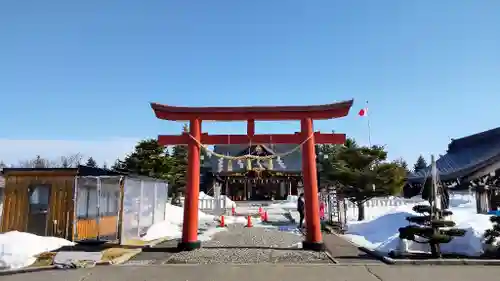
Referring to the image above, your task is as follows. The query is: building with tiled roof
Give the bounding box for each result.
[201,144,303,201]
[405,126,500,213]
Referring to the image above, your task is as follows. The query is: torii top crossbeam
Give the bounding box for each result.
[151,100,353,121]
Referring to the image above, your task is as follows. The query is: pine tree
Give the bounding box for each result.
[483,216,500,255]
[413,155,428,173]
[111,159,123,171]
[118,139,171,179]
[397,179,466,258]
[326,139,407,220]
[169,124,189,195]
[85,157,98,167]
[394,158,410,173]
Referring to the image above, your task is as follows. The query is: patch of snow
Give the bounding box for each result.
[141,203,218,241]
[270,201,296,210]
[343,198,493,257]
[0,231,74,270]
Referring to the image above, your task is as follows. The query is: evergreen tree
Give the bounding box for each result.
[394,158,409,173]
[111,159,123,171]
[316,143,343,188]
[85,157,98,167]
[119,139,171,179]
[413,155,428,173]
[397,178,466,258]
[483,216,500,255]
[169,124,190,195]
[325,138,407,220]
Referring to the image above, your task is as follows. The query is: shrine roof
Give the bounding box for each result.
[407,126,500,183]
[151,100,354,121]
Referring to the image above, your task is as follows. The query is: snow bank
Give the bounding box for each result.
[344,200,493,257]
[140,203,219,242]
[0,231,74,270]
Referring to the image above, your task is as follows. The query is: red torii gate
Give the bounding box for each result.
[151,100,353,251]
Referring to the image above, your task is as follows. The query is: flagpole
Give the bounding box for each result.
[366,100,372,146]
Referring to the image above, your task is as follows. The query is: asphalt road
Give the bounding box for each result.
[2,264,498,281]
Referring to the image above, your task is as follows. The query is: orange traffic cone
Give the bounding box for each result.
[218,215,226,228]
[263,211,268,222]
[232,206,236,216]
[258,206,263,214]
[246,215,253,227]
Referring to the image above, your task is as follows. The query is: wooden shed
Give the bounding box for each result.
[0,166,126,241]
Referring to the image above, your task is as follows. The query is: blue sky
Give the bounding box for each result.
[0,1,499,166]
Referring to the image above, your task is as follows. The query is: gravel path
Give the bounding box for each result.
[164,225,333,264]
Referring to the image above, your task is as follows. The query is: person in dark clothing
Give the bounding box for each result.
[297,193,305,228]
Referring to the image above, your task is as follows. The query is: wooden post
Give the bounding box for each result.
[178,119,202,251]
[300,118,324,251]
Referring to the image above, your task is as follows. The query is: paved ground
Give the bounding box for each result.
[323,233,382,264]
[129,209,379,265]
[4,264,500,281]
[129,224,332,264]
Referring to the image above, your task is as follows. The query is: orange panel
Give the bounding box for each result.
[76,216,118,240]
[76,219,98,239]
[98,216,118,236]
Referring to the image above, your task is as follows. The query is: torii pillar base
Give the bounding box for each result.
[302,241,325,251]
[177,241,201,251]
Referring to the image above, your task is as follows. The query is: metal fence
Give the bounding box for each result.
[120,178,169,245]
[74,176,122,241]
[323,192,348,230]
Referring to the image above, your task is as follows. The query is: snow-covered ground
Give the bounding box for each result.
[143,192,495,257]
[141,193,270,242]
[3,193,484,270]
[0,231,74,270]
[343,193,494,257]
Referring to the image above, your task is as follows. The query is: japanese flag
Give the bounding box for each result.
[358,108,368,117]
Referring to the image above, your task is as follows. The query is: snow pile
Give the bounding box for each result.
[0,231,74,270]
[140,203,217,241]
[344,199,493,257]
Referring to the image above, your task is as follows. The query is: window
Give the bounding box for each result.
[28,185,51,214]
[77,182,120,218]
[76,187,89,217]
[29,185,50,205]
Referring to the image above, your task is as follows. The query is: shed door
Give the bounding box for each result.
[27,185,51,236]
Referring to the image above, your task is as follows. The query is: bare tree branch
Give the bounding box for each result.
[18,153,83,168]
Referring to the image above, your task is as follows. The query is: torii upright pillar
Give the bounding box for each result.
[300,118,322,249]
[180,118,202,250]
[151,100,354,251]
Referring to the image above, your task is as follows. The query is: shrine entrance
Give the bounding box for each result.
[151,100,354,251]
